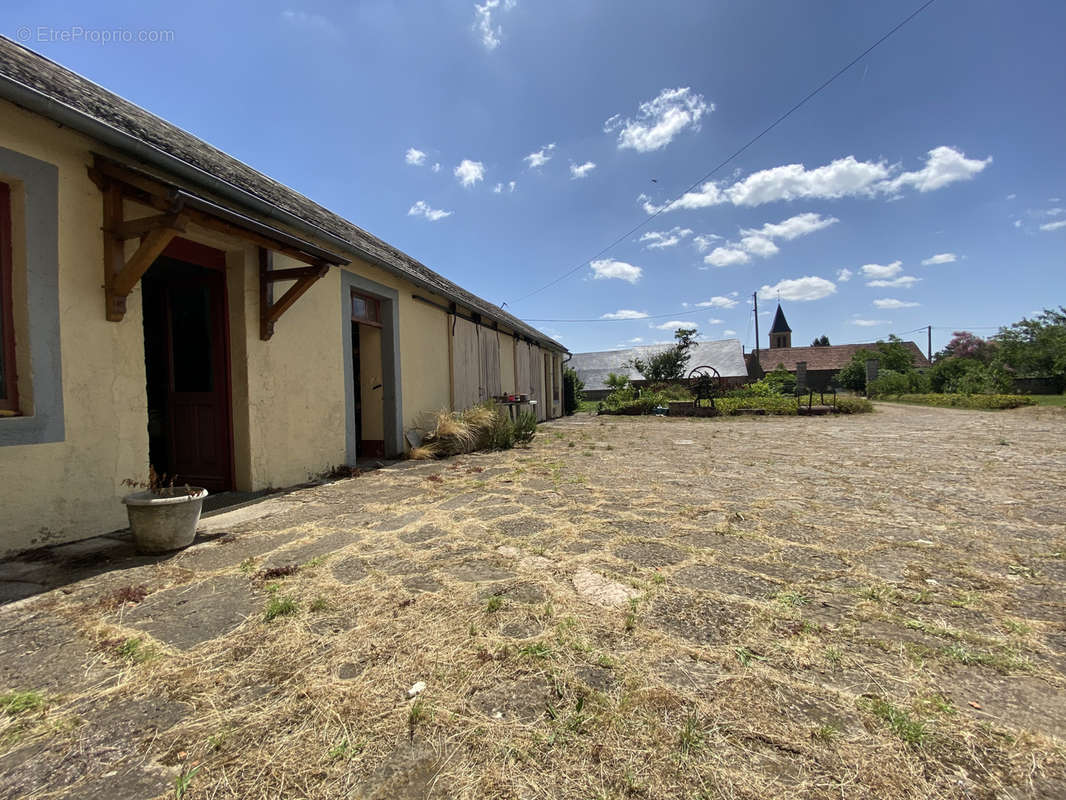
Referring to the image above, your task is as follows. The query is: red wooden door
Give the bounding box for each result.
[161,261,232,492]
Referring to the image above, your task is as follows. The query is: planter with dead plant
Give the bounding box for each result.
[121,467,208,554]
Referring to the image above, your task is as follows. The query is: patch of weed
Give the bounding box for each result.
[115,637,157,665]
[864,698,928,746]
[264,595,298,621]
[0,691,46,716]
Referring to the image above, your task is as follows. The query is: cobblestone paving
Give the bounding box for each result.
[0,403,1064,799]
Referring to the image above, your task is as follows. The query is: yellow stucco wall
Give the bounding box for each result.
[0,101,148,551]
[0,97,564,555]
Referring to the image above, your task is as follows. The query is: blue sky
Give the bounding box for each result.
[7,0,1065,354]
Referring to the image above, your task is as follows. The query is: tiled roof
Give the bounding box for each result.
[750,341,930,372]
[0,38,564,351]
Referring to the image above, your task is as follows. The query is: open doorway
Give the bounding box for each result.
[350,291,385,459]
[141,238,233,492]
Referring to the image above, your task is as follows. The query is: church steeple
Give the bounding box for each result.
[769,303,791,349]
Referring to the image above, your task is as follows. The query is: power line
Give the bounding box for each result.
[523,308,703,323]
[507,0,940,307]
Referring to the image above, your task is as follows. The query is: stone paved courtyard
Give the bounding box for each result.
[1,403,1064,799]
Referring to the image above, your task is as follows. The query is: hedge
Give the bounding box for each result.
[599,395,873,416]
[875,393,1036,410]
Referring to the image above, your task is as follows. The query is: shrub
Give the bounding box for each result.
[867,369,930,397]
[877,393,1035,410]
[646,382,694,401]
[513,410,537,443]
[414,402,534,458]
[628,328,699,382]
[562,366,584,415]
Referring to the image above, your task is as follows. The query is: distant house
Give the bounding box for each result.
[571,339,749,399]
[746,304,930,390]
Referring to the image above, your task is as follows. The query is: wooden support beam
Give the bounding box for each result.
[262,265,328,282]
[100,181,187,321]
[109,212,187,240]
[111,225,181,298]
[264,266,329,326]
[258,247,329,340]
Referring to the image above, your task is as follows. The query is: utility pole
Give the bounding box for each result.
[752,291,760,369]
[927,325,932,363]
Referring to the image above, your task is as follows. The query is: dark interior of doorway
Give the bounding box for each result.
[141,254,233,493]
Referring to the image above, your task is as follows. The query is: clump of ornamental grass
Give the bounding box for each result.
[414,403,535,459]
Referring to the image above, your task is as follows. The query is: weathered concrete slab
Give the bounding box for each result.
[119,575,257,649]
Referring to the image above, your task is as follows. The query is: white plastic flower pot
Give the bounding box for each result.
[122,487,208,554]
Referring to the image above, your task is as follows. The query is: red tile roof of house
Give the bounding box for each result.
[747,341,930,373]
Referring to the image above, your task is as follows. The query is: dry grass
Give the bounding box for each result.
[1,404,1064,799]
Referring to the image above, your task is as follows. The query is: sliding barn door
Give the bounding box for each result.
[450,316,481,411]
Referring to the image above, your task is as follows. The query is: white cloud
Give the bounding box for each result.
[407,200,452,221]
[702,211,836,267]
[921,252,957,266]
[1051,197,1063,202]
[508,180,516,192]
[867,275,921,288]
[880,146,992,194]
[493,183,503,193]
[873,298,920,309]
[454,159,485,188]
[570,161,596,179]
[1040,220,1066,232]
[738,235,780,258]
[431,162,441,173]
[654,320,696,330]
[405,147,427,166]
[852,319,891,327]
[693,233,722,252]
[1013,219,1022,229]
[1045,208,1065,216]
[642,146,991,212]
[590,259,642,283]
[600,309,648,320]
[604,87,711,153]
[704,247,751,268]
[708,317,724,324]
[860,261,903,280]
[837,267,853,282]
[1006,193,1017,200]
[628,337,644,344]
[524,143,556,169]
[639,227,693,249]
[473,0,516,50]
[758,276,836,302]
[722,329,737,336]
[695,295,738,309]
[741,211,839,241]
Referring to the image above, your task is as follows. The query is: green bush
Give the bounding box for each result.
[834,397,875,414]
[867,369,930,397]
[513,410,537,443]
[877,393,1035,410]
[600,391,666,415]
[562,366,584,415]
[928,358,1011,394]
[484,411,516,450]
[646,382,694,401]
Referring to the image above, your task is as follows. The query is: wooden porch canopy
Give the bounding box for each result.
[87,154,349,340]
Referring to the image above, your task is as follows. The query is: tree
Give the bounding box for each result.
[936,331,996,364]
[629,328,699,383]
[562,366,584,415]
[836,337,916,391]
[811,335,830,347]
[996,307,1066,388]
